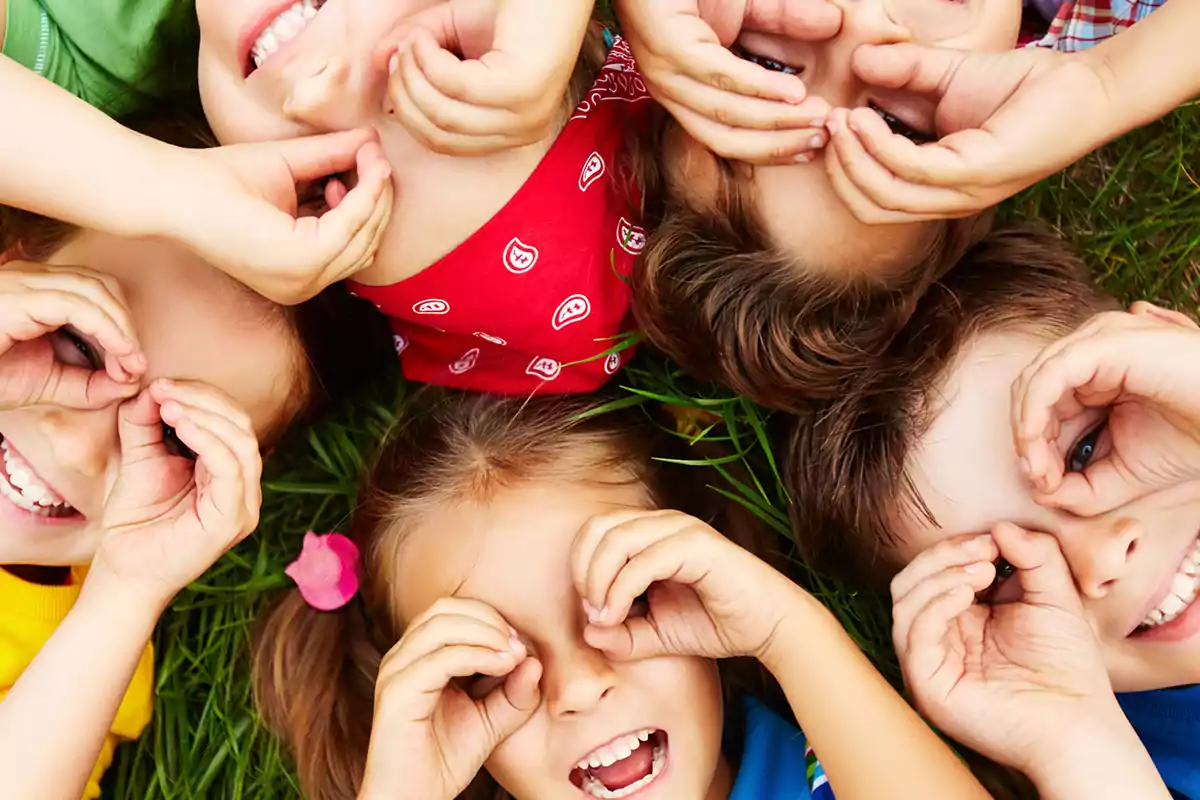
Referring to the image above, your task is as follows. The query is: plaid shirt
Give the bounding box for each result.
[1029,0,1167,52]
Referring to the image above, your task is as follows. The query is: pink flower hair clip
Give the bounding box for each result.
[285,532,361,611]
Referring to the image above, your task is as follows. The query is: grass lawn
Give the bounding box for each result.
[106,93,1199,800]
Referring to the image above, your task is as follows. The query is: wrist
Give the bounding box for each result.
[756,583,831,675]
[74,569,164,637]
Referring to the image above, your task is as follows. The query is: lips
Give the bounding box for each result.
[1130,534,1200,641]
[240,0,325,76]
[0,436,78,520]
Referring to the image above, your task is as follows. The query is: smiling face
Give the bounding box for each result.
[0,231,301,567]
[670,0,1021,276]
[897,330,1200,693]
[391,467,729,800]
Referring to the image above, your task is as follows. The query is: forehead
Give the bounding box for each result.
[48,232,299,436]
[394,476,651,627]
[898,331,1049,556]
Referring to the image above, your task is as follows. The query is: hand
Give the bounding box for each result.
[1012,303,1200,516]
[359,598,542,800]
[892,524,1117,775]
[571,509,803,664]
[617,0,839,164]
[824,43,1115,222]
[90,379,263,609]
[166,129,394,305]
[378,0,594,156]
[0,265,145,410]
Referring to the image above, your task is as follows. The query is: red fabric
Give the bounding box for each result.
[349,38,652,395]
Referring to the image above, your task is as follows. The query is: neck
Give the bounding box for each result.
[706,755,734,800]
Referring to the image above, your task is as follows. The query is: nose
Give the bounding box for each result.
[544,643,618,719]
[1057,515,1143,599]
[37,407,118,479]
[282,56,384,132]
[807,0,912,108]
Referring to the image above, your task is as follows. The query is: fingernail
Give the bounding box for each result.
[811,117,826,128]
[848,117,862,134]
[794,152,813,164]
[388,53,400,74]
[826,119,840,135]
[808,134,825,149]
[508,636,524,654]
[583,600,601,622]
[964,563,987,574]
[1019,457,1032,476]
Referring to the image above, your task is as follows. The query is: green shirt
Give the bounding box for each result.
[2,0,178,115]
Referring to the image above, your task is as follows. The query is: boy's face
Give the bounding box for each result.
[393,471,730,800]
[896,329,1200,694]
[195,0,441,145]
[671,0,1022,277]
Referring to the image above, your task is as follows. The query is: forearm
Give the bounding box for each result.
[760,590,990,800]
[1080,1,1200,141]
[0,576,161,800]
[1025,703,1169,800]
[0,55,178,238]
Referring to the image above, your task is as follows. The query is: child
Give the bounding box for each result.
[252,392,995,800]
[194,0,652,394]
[783,227,1200,796]
[616,0,1185,411]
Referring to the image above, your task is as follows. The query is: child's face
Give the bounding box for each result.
[670,0,1021,276]
[195,0,439,145]
[894,329,1200,694]
[0,233,299,567]
[393,469,730,800]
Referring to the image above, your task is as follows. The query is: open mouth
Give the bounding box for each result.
[0,436,78,519]
[1136,536,1200,632]
[245,0,326,76]
[569,729,668,799]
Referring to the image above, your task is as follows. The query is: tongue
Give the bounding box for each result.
[591,740,654,791]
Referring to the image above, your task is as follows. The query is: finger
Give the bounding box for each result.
[1032,464,1143,518]
[149,379,253,436]
[272,129,380,183]
[335,178,394,277]
[170,410,253,542]
[745,0,844,41]
[892,563,995,649]
[672,37,808,103]
[479,656,543,744]
[851,43,965,96]
[390,613,522,674]
[827,109,970,219]
[308,142,396,274]
[890,533,999,602]
[389,53,515,155]
[35,364,140,411]
[324,178,348,210]
[668,102,824,164]
[27,270,144,380]
[159,399,262,515]
[570,509,665,604]
[989,523,1080,610]
[401,598,518,654]
[658,71,830,132]
[579,511,690,617]
[591,532,699,626]
[584,616,672,661]
[842,106,984,197]
[903,583,975,678]
[401,645,523,719]
[116,391,168,457]
[11,289,141,382]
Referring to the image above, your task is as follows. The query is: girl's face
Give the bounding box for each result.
[0,232,299,566]
[393,468,730,800]
[896,330,1200,694]
[195,0,441,145]
[671,0,1022,275]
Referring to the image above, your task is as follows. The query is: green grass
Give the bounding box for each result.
[105,102,1199,798]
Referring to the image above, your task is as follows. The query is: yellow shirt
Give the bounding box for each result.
[0,567,154,799]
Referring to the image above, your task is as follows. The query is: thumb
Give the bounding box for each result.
[117,391,167,459]
[481,656,543,743]
[1035,464,1145,519]
[42,366,139,411]
[583,618,671,662]
[269,129,380,183]
[746,0,843,41]
[991,523,1081,611]
[852,43,964,96]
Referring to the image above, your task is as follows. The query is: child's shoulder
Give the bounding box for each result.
[730,697,830,800]
[1028,0,1169,52]
[2,0,185,115]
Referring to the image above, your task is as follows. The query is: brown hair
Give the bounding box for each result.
[252,390,791,800]
[0,116,395,447]
[783,227,1119,587]
[630,114,993,411]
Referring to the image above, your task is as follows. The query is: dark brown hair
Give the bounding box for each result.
[783,227,1119,587]
[252,390,791,800]
[0,117,395,447]
[630,114,993,412]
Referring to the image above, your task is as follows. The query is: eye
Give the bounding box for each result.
[733,46,802,75]
[1067,422,1107,473]
[869,103,934,144]
[162,424,197,461]
[980,557,1019,605]
[50,327,102,370]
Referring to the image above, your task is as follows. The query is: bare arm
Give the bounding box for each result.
[759,590,991,800]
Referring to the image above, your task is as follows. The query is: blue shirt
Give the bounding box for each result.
[729,698,833,800]
[1118,685,1200,799]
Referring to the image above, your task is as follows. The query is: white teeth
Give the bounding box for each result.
[250,0,320,70]
[0,441,68,512]
[1141,539,1200,629]
[579,737,667,800]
